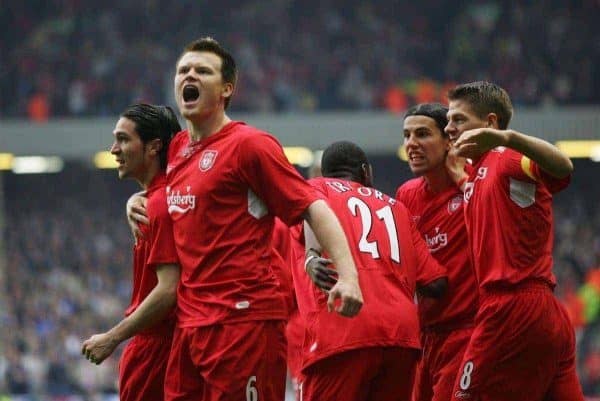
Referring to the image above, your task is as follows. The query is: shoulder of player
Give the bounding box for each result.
[395,177,424,200]
[483,147,534,178]
[309,177,358,195]
[308,176,328,187]
[166,130,189,160]
[146,185,170,221]
[397,177,424,192]
[170,130,188,148]
[240,124,282,143]
[483,146,523,163]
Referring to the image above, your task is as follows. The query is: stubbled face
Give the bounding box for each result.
[403,115,449,176]
[174,51,231,121]
[445,99,489,141]
[110,117,147,180]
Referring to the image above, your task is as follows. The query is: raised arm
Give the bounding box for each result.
[454,128,573,178]
[503,130,573,178]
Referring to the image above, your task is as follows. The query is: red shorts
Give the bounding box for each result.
[452,282,584,401]
[299,346,419,401]
[286,310,304,380]
[119,331,173,401]
[164,320,287,401]
[413,326,472,401]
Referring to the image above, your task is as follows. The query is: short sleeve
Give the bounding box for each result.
[521,156,570,194]
[395,186,407,203]
[238,133,318,226]
[147,198,179,268]
[502,149,570,194]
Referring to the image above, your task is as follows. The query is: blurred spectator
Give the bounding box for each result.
[27,93,49,122]
[0,0,597,118]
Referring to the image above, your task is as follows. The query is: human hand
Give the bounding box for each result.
[126,191,148,242]
[81,332,119,365]
[446,145,468,189]
[327,277,363,318]
[454,128,509,159]
[306,257,338,291]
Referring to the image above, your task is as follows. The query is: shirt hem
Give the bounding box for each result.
[177,312,287,328]
[300,338,420,371]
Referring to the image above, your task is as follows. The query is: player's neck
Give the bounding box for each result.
[187,110,232,142]
[423,166,454,193]
[137,163,161,190]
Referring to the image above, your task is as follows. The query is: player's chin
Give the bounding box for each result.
[117,169,129,180]
[180,102,202,118]
[408,164,427,176]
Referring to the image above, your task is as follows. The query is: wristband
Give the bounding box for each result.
[306,247,321,257]
[304,255,318,272]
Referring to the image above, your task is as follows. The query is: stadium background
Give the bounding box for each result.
[0,0,598,400]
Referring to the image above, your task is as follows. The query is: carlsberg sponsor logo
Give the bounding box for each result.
[167,186,196,215]
[425,226,448,253]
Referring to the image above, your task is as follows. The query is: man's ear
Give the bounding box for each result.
[444,136,452,152]
[486,113,499,129]
[362,163,374,187]
[148,138,162,156]
[222,82,234,102]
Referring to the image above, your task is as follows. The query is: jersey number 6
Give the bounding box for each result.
[246,375,258,401]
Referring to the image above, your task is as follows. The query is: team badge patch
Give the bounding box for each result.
[448,195,463,213]
[199,150,218,171]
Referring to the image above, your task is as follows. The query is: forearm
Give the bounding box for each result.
[108,281,177,343]
[505,130,573,178]
[304,200,358,281]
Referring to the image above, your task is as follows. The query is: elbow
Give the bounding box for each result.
[562,158,574,177]
[549,158,573,179]
[165,285,178,305]
[157,282,178,307]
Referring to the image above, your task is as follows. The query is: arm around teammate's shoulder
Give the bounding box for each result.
[454,128,573,179]
[504,129,573,179]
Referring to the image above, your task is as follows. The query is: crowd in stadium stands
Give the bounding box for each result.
[1,160,600,399]
[1,0,598,120]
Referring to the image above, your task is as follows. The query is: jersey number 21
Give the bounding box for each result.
[347,197,400,263]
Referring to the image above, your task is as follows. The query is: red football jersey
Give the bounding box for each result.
[273,218,305,379]
[126,173,178,330]
[271,218,296,317]
[294,177,446,369]
[463,147,570,289]
[396,178,477,329]
[166,122,318,327]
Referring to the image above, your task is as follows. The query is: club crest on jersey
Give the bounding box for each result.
[448,195,463,213]
[199,150,218,171]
